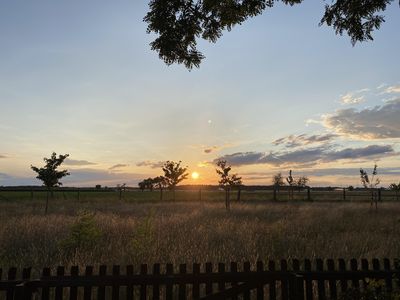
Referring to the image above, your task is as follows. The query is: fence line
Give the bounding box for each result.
[1,187,399,202]
[1,258,399,299]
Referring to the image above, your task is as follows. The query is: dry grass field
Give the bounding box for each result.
[1,195,399,275]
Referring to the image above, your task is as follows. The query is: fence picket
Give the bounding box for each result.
[112,265,120,300]
[243,262,251,300]
[350,259,359,289]
[192,263,200,299]
[256,261,264,300]
[179,264,187,300]
[326,259,337,300]
[268,261,277,300]
[231,262,238,300]
[292,259,304,300]
[153,264,160,300]
[83,266,93,300]
[338,259,348,294]
[316,259,326,300]
[69,266,79,300]
[304,259,313,300]
[281,259,289,300]
[41,267,50,300]
[205,263,213,296]
[126,265,134,300]
[165,264,173,300]
[140,264,147,300]
[55,266,65,300]
[98,265,107,300]
[383,258,392,293]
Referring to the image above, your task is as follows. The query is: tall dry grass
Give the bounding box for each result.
[0,201,399,273]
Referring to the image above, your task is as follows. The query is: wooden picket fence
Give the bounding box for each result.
[1,258,399,300]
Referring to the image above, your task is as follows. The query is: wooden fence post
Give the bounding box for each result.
[343,188,346,201]
[307,187,311,201]
[273,187,277,201]
[378,188,382,202]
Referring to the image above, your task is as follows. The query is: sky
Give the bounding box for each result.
[0,1,400,187]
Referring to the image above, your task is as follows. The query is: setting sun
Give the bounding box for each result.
[191,172,199,180]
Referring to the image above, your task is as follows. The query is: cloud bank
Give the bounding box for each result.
[215,144,396,167]
[323,99,400,139]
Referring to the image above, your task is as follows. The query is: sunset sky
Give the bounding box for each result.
[1,1,399,187]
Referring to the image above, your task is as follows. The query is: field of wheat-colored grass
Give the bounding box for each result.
[1,196,399,274]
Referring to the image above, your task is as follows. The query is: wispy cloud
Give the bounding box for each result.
[215,144,397,167]
[109,164,128,170]
[385,85,400,94]
[64,158,97,166]
[273,134,337,148]
[323,98,400,139]
[136,160,165,169]
[0,155,7,159]
[339,88,369,105]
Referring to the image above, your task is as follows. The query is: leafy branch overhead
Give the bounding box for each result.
[144,0,399,69]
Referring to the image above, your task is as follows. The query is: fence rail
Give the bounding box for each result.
[1,259,399,300]
[0,187,399,203]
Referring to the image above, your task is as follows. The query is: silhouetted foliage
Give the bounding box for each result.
[162,161,189,200]
[272,172,285,188]
[31,152,70,214]
[152,176,168,200]
[360,164,380,209]
[216,160,242,210]
[296,175,309,189]
[144,0,398,68]
[389,182,400,201]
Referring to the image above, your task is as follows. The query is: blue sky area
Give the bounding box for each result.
[0,1,399,187]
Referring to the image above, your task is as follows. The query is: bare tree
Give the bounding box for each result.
[216,160,242,210]
[162,161,189,201]
[286,170,295,200]
[272,172,285,189]
[296,176,309,191]
[360,164,380,209]
[31,152,70,214]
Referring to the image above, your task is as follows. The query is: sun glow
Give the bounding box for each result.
[191,172,199,180]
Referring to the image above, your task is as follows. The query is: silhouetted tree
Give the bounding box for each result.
[138,180,146,191]
[272,172,285,189]
[360,164,380,209]
[144,0,397,68]
[162,161,189,200]
[153,176,168,200]
[31,152,70,214]
[296,175,309,191]
[389,182,400,201]
[286,170,295,200]
[216,160,242,210]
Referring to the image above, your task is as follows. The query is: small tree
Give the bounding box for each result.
[152,176,168,200]
[31,152,70,214]
[272,172,285,188]
[360,164,380,209]
[216,160,242,210]
[162,161,189,201]
[296,176,309,191]
[389,182,400,201]
[138,180,146,192]
[286,170,295,200]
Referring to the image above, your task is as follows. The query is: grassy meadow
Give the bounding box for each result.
[1,190,400,275]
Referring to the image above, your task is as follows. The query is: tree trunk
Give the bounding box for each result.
[45,190,49,215]
[160,188,163,201]
[173,188,175,201]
